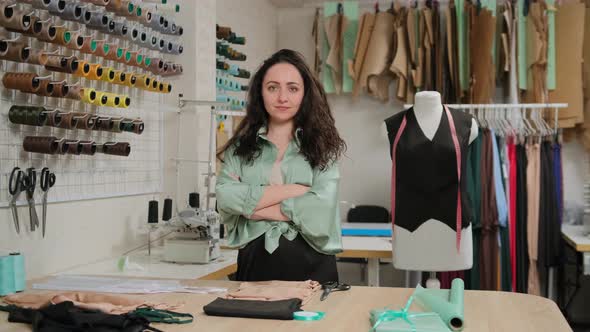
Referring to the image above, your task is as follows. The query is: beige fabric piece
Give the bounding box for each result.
[549,1,585,128]
[324,13,348,94]
[351,13,375,98]
[226,280,321,306]
[469,7,496,103]
[523,2,548,104]
[526,144,541,296]
[390,7,409,101]
[363,11,396,102]
[3,292,181,314]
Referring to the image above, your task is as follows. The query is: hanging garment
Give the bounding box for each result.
[434,3,445,96]
[538,141,561,296]
[479,130,499,290]
[469,7,496,103]
[581,5,590,149]
[523,1,548,104]
[390,7,409,101]
[362,11,396,102]
[553,142,563,225]
[341,1,359,93]
[494,134,512,292]
[516,144,529,293]
[312,8,321,77]
[455,0,469,95]
[503,1,519,104]
[526,143,542,296]
[507,140,517,291]
[324,8,348,95]
[351,12,376,98]
[445,1,462,102]
[466,131,482,290]
[548,1,585,128]
[421,6,435,91]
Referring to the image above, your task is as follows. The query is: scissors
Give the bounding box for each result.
[320,281,351,301]
[8,167,28,234]
[40,167,56,238]
[24,167,40,232]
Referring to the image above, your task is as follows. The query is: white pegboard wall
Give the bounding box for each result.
[0,1,183,207]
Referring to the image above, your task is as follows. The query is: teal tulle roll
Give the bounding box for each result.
[0,255,16,295]
[11,253,25,292]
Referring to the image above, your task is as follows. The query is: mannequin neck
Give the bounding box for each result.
[413,91,443,116]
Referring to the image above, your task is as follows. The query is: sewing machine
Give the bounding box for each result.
[163,207,221,264]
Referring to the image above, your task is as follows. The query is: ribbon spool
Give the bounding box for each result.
[80,88,97,104]
[293,311,325,321]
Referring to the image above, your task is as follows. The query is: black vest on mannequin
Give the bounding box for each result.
[384,107,474,232]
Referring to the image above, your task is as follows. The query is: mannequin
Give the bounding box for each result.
[384,91,478,277]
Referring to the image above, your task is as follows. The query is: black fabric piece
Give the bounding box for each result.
[385,106,474,232]
[515,144,529,293]
[203,298,301,320]
[538,141,562,295]
[0,301,156,332]
[236,234,338,284]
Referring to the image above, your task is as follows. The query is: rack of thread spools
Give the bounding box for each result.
[0,0,184,208]
[215,23,248,131]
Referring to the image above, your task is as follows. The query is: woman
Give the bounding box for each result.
[216,49,346,283]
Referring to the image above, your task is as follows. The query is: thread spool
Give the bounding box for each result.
[189,192,200,209]
[73,60,90,77]
[122,72,136,87]
[52,26,71,46]
[101,67,116,82]
[118,95,130,108]
[0,255,16,296]
[135,74,150,90]
[160,82,172,93]
[59,2,82,21]
[162,198,172,221]
[92,40,110,57]
[112,21,127,37]
[80,88,97,104]
[86,63,103,80]
[148,200,158,223]
[167,41,182,55]
[112,70,126,85]
[92,91,108,106]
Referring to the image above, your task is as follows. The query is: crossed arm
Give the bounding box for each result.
[248,184,309,221]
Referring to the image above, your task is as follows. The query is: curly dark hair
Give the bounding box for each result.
[217,49,346,170]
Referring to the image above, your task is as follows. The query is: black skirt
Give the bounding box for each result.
[236,234,338,284]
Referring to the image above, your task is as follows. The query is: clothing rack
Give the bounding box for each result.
[403,103,569,133]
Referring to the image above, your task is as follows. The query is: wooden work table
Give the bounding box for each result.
[0,280,572,331]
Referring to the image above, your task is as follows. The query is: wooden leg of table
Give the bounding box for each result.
[367,258,379,287]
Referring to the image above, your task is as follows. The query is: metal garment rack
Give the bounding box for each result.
[403,103,569,133]
[175,96,245,210]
